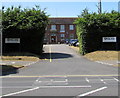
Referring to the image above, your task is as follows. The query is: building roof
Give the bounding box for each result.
[49,17,78,24]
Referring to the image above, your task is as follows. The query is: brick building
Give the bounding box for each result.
[44,17,78,44]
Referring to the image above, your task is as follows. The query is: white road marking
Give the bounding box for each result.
[0,86,35,88]
[1,87,40,97]
[100,79,104,82]
[103,82,107,84]
[36,79,39,82]
[24,60,39,67]
[100,79,106,84]
[52,80,67,82]
[65,79,68,82]
[113,78,119,82]
[37,80,67,83]
[51,79,53,82]
[38,85,91,88]
[86,78,89,83]
[78,86,107,97]
[11,62,15,64]
[95,61,113,66]
[32,76,41,86]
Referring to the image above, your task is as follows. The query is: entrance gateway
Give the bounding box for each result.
[50,34,57,44]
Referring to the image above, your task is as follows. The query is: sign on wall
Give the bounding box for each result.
[102,37,117,42]
[5,38,20,43]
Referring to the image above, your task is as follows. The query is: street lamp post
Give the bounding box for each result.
[100,0,102,13]
[98,0,102,14]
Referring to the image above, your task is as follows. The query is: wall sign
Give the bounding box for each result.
[5,38,20,43]
[102,37,117,42]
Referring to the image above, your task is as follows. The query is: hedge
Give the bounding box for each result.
[75,10,120,55]
[2,5,49,55]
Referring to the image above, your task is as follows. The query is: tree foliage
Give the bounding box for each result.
[2,5,49,54]
[2,5,49,30]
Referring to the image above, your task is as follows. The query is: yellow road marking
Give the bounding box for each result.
[40,59,49,60]
[49,45,52,62]
[1,74,119,78]
[112,65,120,67]
[50,59,52,62]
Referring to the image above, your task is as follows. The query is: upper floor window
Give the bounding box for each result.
[60,25,65,32]
[51,34,56,36]
[51,25,56,30]
[69,25,74,30]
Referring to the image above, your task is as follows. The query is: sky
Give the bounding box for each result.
[1,1,120,17]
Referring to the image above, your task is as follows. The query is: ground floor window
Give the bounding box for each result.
[70,34,74,39]
[61,38,65,41]
[60,34,65,37]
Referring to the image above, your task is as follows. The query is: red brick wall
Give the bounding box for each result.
[44,18,77,44]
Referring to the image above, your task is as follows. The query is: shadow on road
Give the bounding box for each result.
[0,65,19,76]
[41,53,73,59]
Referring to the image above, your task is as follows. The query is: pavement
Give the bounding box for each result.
[0,60,39,67]
[1,44,119,97]
[95,60,119,67]
[70,46,119,66]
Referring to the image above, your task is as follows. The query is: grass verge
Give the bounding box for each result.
[70,46,119,61]
[1,52,40,61]
[84,51,118,61]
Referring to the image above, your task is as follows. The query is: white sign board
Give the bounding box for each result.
[102,37,117,42]
[5,38,20,43]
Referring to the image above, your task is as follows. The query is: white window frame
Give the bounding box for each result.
[51,25,56,30]
[60,34,65,37]
[69,25,74,30]
[60,25,65,32]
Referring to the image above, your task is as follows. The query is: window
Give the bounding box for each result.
[51,34,56,36]
[60,34,65,37]
[69,25,74,30]
[51,25,56,30]
[60,25,65,32]
[61,38,65,41]
[70,34,74,39]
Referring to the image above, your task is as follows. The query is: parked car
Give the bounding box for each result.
[69,39,78,46]
[76,42,79,46]
[65,39,69,44]
[73,41,79,47]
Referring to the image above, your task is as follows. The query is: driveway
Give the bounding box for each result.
[1,44,119,97]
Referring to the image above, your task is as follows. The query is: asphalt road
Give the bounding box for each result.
[1,44,119,98]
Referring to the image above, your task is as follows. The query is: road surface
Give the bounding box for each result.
[1,44,119,97]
